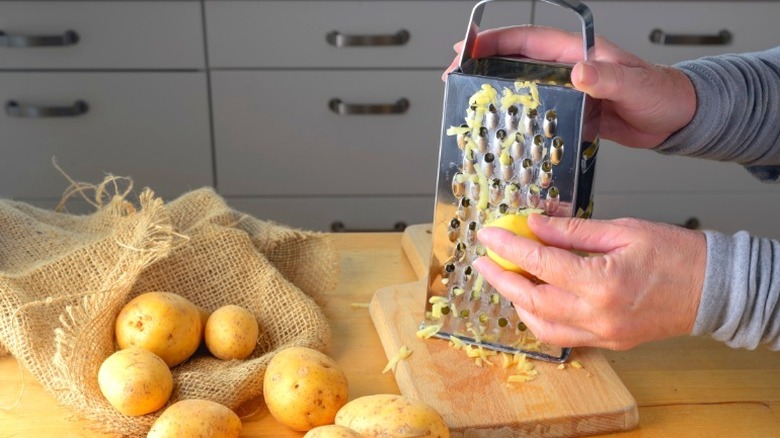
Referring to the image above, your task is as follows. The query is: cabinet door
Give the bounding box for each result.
[0,72,213,199]
[206,0,533,69]
[212,70,445,197]
[595,192,780,240]
[0,1,204,69]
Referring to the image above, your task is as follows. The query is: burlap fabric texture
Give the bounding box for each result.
[0,180,339,436]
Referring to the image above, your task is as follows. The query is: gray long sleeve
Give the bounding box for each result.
[654,47,780,350]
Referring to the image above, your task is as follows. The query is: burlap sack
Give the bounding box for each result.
[0,179,338,436]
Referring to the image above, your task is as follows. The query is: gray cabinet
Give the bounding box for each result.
[3,0,778,236]
[0,1,212,202]
[206,0,534,231]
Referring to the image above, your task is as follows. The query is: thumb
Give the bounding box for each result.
[527,214,630,254]
[571,60,651,105]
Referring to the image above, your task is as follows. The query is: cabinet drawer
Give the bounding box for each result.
[0,1,204,70]
[205,1,532,69]
[225,195,434,233]
[534,1,780,65]
[593,140,776,194]
[212,70,443,197]
[0,72,213,199]
[594,192,780,240]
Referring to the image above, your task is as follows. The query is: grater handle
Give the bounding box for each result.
[459,0,595,69]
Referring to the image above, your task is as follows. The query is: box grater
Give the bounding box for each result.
[421,0,600,363]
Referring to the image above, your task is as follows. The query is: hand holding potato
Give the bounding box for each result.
[474,214,706,350]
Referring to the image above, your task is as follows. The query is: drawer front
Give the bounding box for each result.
[593,140,776,194]
[0,1,204,69]
[594,192,780,240]
[212,70,444,197]
[0,72,213,199]
[225,195,434,233]
[205,1,532,68]
[534,1,780,65]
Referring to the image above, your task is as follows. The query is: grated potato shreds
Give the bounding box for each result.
[350,302,369,309]
[449,336,468,350]
[557,364,566,370]
[416,324,442,339]
[446,126,471,136]
[382,345,412,374]
[507,374,537,384]
[570,360,584,369]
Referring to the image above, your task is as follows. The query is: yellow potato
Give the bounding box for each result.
[98,347,173,416]
[335,394,449,438]
[303,425,363,438]
[147,399,242,438]
[263,346,349,431]
[484,212,544,279]
[205,305,259,360]
[115,291,203,367]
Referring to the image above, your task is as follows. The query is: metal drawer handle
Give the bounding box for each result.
[0,29,79,48]
[5,100,89,118]
[331,221,408,233]
[326,29,410,47]
[328,98,409,115]
[649,29,731,46]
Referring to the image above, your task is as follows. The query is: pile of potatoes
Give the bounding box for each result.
[98,291,260,438]
[263,346,450,438]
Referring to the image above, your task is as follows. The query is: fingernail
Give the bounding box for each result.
[576,62,599,87]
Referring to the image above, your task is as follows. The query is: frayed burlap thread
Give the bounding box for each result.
[0,182,338,437]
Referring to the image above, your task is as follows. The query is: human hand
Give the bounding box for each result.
[472,214,706,350]
[443,25,696,149]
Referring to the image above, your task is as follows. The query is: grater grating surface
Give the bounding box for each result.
[421,0,600,363]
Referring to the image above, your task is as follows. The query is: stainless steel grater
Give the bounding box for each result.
[421,0,600,363]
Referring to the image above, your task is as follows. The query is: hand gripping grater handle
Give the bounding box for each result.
[459,0,595,69]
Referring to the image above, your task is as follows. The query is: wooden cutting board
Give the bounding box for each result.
[369,224,638,438]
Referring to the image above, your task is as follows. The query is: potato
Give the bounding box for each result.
[205,305,259,360]
[115,291,203,367]
[98,347,173,416]
[147,399,242,438]
[335,394,449,438]
[303,425,363,438]
[263,346,349,431]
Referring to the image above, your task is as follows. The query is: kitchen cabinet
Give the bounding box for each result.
[206,0,533,231]
[533,1,780,238]
[3,0,778,236]
[0,1,212,202]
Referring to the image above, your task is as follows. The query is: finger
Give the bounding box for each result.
[471,25,587,64]
[477,226,590,293]
[473,256,587,327]
[526,214,630,255]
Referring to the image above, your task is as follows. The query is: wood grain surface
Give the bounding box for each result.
[1,229,778,437]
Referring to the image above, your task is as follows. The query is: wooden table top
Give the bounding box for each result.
[1,232,778,437]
